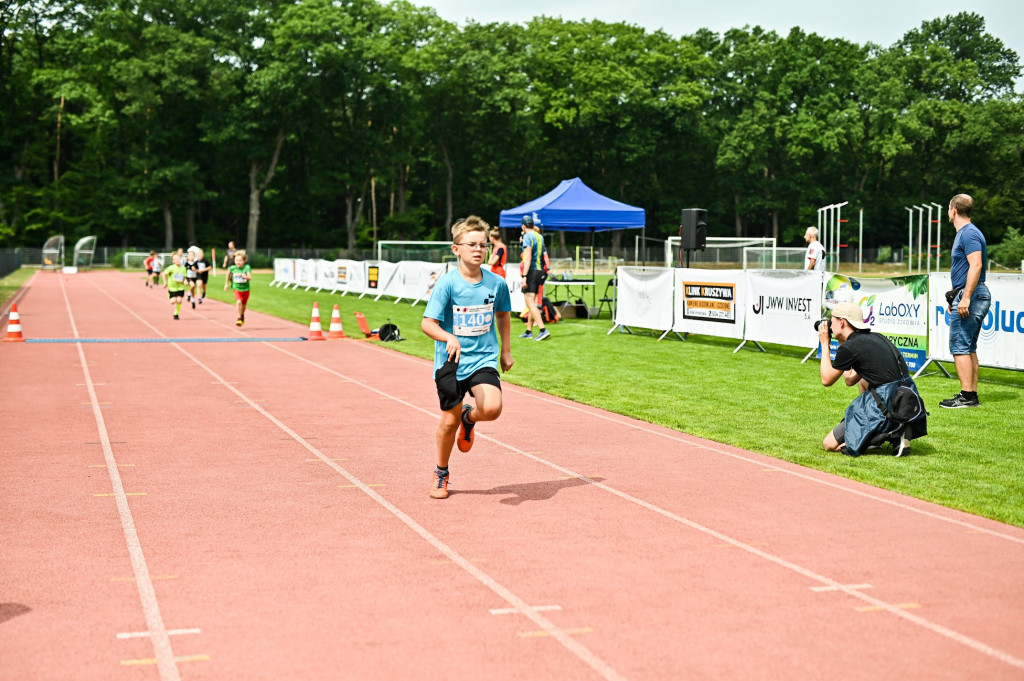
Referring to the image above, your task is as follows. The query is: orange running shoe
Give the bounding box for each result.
[430,467,449,499]
[456,405,475,452]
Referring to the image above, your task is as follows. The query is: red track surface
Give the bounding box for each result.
[2,270,1023,681]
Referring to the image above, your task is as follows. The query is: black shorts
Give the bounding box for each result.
[168,290,185,299]
[832,419,846,445]
[197,272,209,283]
[434,365,501,411]
[524,269,547,294]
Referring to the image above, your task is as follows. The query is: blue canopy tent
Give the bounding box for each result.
[499,178,645,308]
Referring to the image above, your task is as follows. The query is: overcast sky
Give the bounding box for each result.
[412,0,1022,88]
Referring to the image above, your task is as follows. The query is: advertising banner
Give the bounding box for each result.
[332,259,365,295]
[672,269,746,339]
[927,273,1024,371]
[272,259,295,286]
[743,270,822,348]
[366,261,398,297]
[504,268,525,313]
[821,274,930,371]
[316,259,339,291]
[393,261,448,303]
[614,267,675,331]
[295,259,317,288]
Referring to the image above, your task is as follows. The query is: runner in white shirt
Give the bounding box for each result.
[804,227,826,271]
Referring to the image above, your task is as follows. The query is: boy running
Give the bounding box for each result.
[161,252,188,320]
[224,250,252,326]
[144,251,156,287]
[422,216,514,499]
[194,248,211,303]
[184,249,199,307]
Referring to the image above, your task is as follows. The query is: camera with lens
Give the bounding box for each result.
[813,317,832,339]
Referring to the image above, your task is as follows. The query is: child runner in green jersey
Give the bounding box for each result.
[161,252,188,320]
[224,249,252,326]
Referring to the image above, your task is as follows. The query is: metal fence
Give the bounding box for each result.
[0,252,21,279]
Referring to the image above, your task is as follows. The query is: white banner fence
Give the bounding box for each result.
[613,266,1024,372]
[270,258,1023,373]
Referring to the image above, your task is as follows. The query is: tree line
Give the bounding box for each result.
[1,1,1022,261]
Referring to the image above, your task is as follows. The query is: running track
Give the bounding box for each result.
[2,270,1023,681]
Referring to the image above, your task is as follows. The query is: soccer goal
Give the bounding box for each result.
[666,237,776,269]
[376,240,454,263]
[742,247,807,270]
[123,251,174,269]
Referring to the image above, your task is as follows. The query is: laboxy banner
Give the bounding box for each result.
[273,258,295,286]
[614,266,675,331]
[672,268,746,339]
[927,273,1024,371]
[743,270,822,348]
[821,274,930,371]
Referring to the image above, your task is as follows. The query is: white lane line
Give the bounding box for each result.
[811,584,872,592]
[490,605,562,615]
[117,628,201,639]
[266,343,1024,673]
[88,278,626,681]
[364,343,1024,546]
[60,276,181,681]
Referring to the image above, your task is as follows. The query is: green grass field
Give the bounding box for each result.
[6,266,1024,527]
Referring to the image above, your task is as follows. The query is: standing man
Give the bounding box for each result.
[940,193,991,409]
[804,227,826,271]
[223,240,237,269]
[519,215,550,341]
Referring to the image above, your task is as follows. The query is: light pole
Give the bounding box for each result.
[923,203,934,274]
[921,204,929,274]
[904,206,914,274]
[931,201,944,271]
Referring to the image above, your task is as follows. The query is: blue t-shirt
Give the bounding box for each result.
[424,268,512,380]
[950,223,987,289]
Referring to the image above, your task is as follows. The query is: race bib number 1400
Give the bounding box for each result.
[453,303,494,336]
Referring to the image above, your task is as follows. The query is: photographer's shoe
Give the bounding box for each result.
[939,392,979,408]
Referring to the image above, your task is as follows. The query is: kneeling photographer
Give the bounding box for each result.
[818,302,927,456]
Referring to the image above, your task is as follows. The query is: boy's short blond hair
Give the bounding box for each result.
[234,249,247,262]
[452,216,490,243]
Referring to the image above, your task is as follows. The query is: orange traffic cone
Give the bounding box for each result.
[327,304,346,339]
[307,302,326,341]
[4,303,25,342]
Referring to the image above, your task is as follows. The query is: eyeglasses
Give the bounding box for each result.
[457,242,489,250]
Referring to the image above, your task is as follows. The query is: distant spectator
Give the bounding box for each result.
[804,227,825,271]
[223,240,237,269]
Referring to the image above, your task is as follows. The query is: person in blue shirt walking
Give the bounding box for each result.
[422,216,514,499]
[940,193,991,409]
